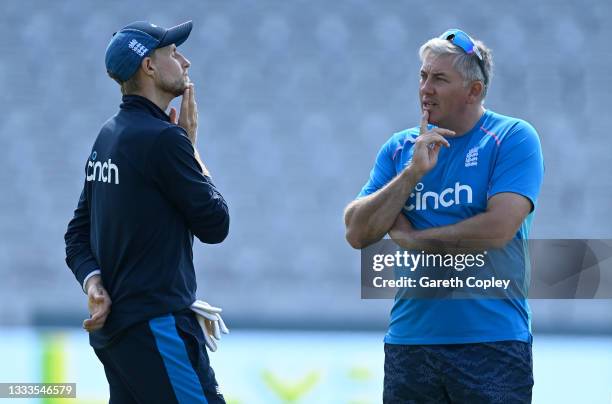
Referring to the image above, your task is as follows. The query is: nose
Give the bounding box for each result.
[178,52,191,69]
[420,77,434,96]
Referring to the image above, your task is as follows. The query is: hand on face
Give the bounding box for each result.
[409,110,456,177]
[169,83,198,144]
[419,53,472,129]
[152,44,191,98]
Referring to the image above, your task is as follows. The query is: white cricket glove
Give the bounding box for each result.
[190,300,229,352]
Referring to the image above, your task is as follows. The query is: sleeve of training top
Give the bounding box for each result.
[149,126,230,244]
[487,120,544,211]
[65,183,101,292]
[357,136,397,198]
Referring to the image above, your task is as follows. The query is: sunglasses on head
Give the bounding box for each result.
[439,29,487,85]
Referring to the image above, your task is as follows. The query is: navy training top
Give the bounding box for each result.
[65,95,230,348]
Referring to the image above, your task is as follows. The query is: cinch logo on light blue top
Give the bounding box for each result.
[358,109,544,345]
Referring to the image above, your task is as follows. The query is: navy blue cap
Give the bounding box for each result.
[105,20,193,82]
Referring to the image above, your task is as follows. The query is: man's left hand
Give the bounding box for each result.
[83,276,112,332]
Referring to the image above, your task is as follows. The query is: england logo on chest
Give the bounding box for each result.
[465,147,479,168]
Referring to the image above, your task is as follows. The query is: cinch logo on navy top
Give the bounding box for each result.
[86,150,120,185]
[404,182,473,211]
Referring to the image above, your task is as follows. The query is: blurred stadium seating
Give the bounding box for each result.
[0,0,610,333]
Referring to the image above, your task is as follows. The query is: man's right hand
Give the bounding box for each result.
[169,84,211,176]
[409,110,455,177]
[83,275,112,333]
[169,83,198,145]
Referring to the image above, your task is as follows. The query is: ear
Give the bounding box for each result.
[140,56,156,78]
[467,81,484,104]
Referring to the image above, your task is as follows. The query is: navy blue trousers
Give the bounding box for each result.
[384,340,533,404]
[94,310,225,404]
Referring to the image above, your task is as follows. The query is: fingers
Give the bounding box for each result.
[84,289,111,332]
[217,315,229,334]
[86,302,110,322]
[196,316,218,351]
[185,83,195,113]
[193,302,222,314]
[91,288,111,305]
[420,110,429,134]
[189,83,197,128]
[431,127,456,137]
[204,319,215,337]
[419,110,456,138]
[211,317,220,340]
[92,288,104,300]
[192,307,228,351]
[89,299,110,320]
[416,132,451,148]
[83,318,93,331]
[193,309,219,321]
[176,84,197,142]
[203,329,217,352]
[83,315,108,332]
[82,309,109,332]
[191,85,198,124]
[180,86,191,119]
[169,107,177,124]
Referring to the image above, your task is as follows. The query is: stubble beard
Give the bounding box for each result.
[158,74,189,97]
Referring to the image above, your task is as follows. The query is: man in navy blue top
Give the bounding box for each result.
[65,20,229,403]
[345,30,543,403]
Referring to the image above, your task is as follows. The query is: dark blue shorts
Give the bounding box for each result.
[384,340,533,404]
[94,310,225,403]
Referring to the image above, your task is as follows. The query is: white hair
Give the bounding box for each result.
[419,37,493,101]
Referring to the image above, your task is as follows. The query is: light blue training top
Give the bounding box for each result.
[358,109,544,344]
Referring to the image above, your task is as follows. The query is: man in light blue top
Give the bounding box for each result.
[344,29,543,403]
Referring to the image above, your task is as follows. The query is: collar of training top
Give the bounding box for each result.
[120,95,171,122]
